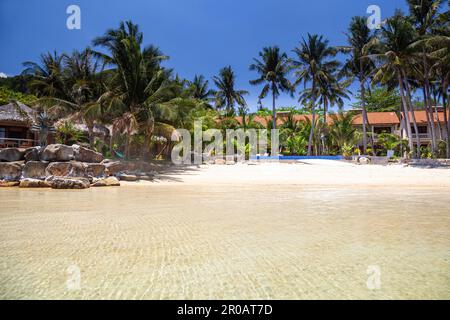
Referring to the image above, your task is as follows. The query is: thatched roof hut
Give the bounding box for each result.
[0,102,36,126]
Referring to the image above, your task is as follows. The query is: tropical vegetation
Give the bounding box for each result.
[1,0,448,160]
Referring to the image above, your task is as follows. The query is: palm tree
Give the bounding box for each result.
[188,75,215,105]
[339,16,376,154]
[329,112,361,153]
[292,34,339,155]
[93,20,184,159]
[22,51,66,99]
[60,48,104,147]
[23,49,104,148]
[407,0,444,156]
[249,46,294,129]
[369,12,421,157]
[213,66,248,117]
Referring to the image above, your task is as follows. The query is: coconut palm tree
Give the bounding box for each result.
[249,46,294,129]
[369,12,421,157]
[213,66,248,117]
[407,0,444,155]
[188,75,215,105]
[93,20,187,159]
[292,34,339,155]
[22,51,66,99]
[339,16,376,154]
[23,49,105,148]
[329,112,361,153]
[59,48,105,147]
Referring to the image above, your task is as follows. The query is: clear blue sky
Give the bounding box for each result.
[0,0,410,111]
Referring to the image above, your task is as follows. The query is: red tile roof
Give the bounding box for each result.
[407,111,446,124]
[353,112,400,125]
[235,111,446,127]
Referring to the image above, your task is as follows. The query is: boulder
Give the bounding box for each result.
[0,180,20,187]
[0,162,23,181]
[117,173,139,181]
[40,144,74,162]
[103,161,125,176]
[85,163,105,178]
[19,178,51,188]
[22,161,48,179]
[91,176,120,187]
[72,144,103,163]
[0,148,25,162]
[68,161,87,177]
[24,147,41,162]
[45,162,72,177]
[51,177,90,189]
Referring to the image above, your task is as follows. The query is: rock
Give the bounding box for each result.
[0,148,25,162]
[51,177,90,189]
[358,157,371,165]
[103,161,125,176]
[40,144,74,162]
[68,161,87,177]
[85,163,105,178]
[91,176,120,187]
[19,178,51,188]
[0,162,23,181]
[45,162,72,177]
[22,161,48,179]
[117,173,139,181]
[24,147,41,162]
[72,144,103,163]
[0,180,20,187]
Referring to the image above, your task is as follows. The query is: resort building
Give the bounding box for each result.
[238,108,448,148]
[0,102,38,148]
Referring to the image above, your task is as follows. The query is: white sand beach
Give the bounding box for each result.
[129,160,450,187]
[1,161,450,299]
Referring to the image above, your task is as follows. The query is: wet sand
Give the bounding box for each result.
[1,162,450,299]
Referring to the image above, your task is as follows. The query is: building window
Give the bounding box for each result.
[418,126,428,134]
[0,128,5,140]
[374,127,392,135]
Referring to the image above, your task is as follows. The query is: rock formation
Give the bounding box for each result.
[0,144,157,188]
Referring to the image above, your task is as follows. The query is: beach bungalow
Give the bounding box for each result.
[0,102,38,148]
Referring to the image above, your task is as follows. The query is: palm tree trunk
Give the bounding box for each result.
[421,53,438,155]
[397,72,414,157]
[360,81,368,154]
[307,81,316,157]
[431,89,442,141]
[424,81,437,154]
[308,105,316,156]
[322,100,328,155]
[402,74,421,157]
[443,73,450,159]
[272,88,277,130]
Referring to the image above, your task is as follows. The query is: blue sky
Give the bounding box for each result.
[0,0,411,111]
